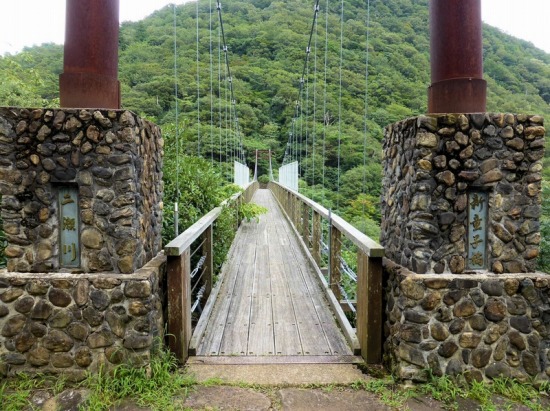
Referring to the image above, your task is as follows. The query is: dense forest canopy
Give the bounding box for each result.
[0,0,549,266]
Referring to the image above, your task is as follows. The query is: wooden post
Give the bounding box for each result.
[298,201,303,242]
[288,194,293,223]
[329,225,342,299]
[236,196,241,230]
[312,212,322,265]
[294,197,301,228]
[357,252,383,364]
[202,225,213,301]
[302,204,310,248]
[167,249,192,363]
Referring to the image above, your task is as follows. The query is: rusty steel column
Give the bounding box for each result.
[428,0,486,113]
[60,0,121,109]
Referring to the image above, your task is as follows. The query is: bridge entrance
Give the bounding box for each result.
[192,189,353,360]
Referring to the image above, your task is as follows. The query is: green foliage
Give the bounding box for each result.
[258,174,270,184]
[83,347,195,411]
[1,0,549,259]
[238,202,268,222]
[352,374,550,411]
[352,377,414,408]
[0,373,67,411]
[539,182,550,272]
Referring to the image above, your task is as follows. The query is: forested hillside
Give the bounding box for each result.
[0,0,549,258]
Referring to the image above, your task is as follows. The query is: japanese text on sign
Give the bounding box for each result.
[467,192,488,270]
[59,188,80,268]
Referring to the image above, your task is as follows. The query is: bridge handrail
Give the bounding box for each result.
[268,180,383,364]
[165,181,257,257]
[165,180,259,362]
[268,182,384,258]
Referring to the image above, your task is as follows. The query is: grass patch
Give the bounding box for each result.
[351,372,550,411]
[352,377,416,408]
[0,348,195,411]
[83,348,196,411]
[0,373,68,411]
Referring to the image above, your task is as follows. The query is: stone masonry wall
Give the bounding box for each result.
[0,107,163,274]
[0,253,165,380]
[381,114,544,274]
[384,259,550,383]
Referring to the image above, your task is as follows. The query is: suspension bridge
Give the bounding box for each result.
[2,0,545,389]
[165,181,384,365]
[161,0,384,365]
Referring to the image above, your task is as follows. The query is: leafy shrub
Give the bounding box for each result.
[238,202,268,222]
[258,174,270,184]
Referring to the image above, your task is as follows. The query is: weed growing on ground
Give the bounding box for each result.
[0,373,67,411]
[352,377,416,408]
[83,348,196,411]
[419,373,465,406]
[352,372,550,411]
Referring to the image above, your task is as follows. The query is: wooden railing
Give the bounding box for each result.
[165,181,259,362]
[268,181,384,363]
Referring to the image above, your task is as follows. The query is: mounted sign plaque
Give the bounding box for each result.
[467,191,488,270]
[58,187,80,268]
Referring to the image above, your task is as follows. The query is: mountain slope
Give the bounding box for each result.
[0,0,549,238]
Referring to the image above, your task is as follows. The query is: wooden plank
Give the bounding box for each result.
[246,194,275,355]
[282,225,352,356]
[271,189,359,354]
[195,223,253,355]
[166,250,191,363]
[268,214,303,356]
[271,199,333,356]
[187,355,363,365]
[195,188,356,359]
[217,221,259,355]
[190,223,237,354]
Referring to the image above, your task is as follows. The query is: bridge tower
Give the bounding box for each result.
[0,0,164,379]
[381,0,548,382]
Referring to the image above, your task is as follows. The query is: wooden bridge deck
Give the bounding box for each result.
[193,189,352,358]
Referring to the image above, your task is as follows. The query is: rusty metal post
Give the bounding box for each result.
[428,0,486,113]
[60,0,121,109]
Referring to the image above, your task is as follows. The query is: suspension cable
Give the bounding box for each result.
[312,6,319,199]
[287,1,321,180]
[216,1,243,167]
[321,0,329,208]
[336,0,344,211]
[218,23,222,165]
[173,4,180,236]
[196,0,201,156]
[209,0,214,164]
[362,0,372,230]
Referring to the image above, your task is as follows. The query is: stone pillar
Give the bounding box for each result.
[428,0,486,113]
[381,113,549,382]
[382,114,544,275]
[0,107,165,379]
[59,0,121,109]
[0,108,163,274]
